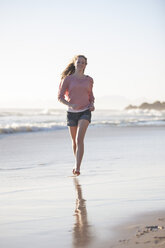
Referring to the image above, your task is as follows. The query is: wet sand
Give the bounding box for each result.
[110,211,165,248]
[0,126,165,247]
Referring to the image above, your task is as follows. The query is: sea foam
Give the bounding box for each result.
[0,108,165,135]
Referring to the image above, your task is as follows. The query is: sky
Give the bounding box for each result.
[0,0,165,108]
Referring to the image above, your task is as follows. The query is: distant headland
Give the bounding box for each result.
[125,101,165,111]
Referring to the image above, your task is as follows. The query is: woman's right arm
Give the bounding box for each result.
[58,77,77,109]
[58,77,70,106]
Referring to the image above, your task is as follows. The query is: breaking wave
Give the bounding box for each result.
[0,108,165,135]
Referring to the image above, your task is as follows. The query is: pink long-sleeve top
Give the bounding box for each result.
[58,75,95,112]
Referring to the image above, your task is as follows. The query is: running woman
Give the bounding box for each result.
[58,55,95,176]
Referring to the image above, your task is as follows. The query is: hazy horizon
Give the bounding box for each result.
[0,95,163,110]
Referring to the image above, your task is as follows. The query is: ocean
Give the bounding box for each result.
[0,108,165,135]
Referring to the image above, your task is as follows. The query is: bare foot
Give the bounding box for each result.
[72,168,80,176]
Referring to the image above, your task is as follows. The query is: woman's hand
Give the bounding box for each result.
[89,105,95,111]
[69,103,79,110]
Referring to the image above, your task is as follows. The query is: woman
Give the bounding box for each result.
[58,55,95,176]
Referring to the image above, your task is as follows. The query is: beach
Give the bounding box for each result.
[0,125,165,248]
[111,211,165,248]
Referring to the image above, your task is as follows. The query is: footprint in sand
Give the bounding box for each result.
[158,218,165,221]
[154,236,165,245]
[118,239,130,244]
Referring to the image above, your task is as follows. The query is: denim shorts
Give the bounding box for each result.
[67,109,91,126]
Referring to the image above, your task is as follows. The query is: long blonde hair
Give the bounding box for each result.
[61,55,87,79]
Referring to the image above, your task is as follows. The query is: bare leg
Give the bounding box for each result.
[68,126,78,157]
[75,119,89,172]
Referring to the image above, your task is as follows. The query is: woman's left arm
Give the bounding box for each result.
[89,78,95,111]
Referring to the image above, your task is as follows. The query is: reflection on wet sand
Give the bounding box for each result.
[72,178,93,248]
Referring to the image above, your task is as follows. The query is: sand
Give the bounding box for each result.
[0,126,165,248]
[110,211,165,248]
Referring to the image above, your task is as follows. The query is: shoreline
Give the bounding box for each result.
[1,123,165,138]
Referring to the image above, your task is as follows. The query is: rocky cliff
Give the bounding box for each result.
[125,101,165,111]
